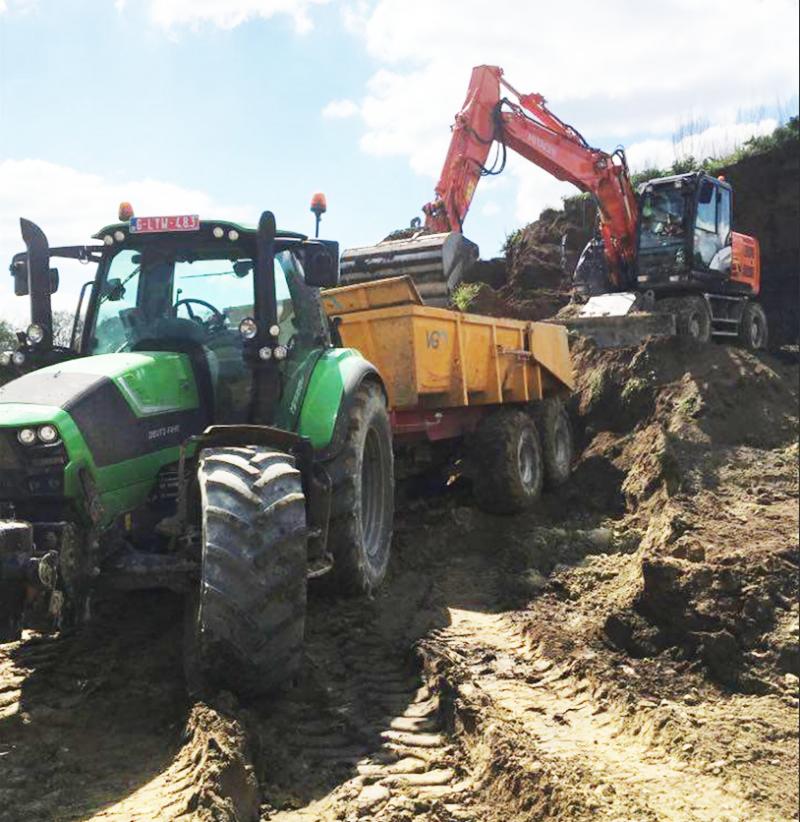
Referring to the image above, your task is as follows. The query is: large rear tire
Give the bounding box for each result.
[738,301,768,350]
[189,446,308,697]
[471,409,544,514]
[326,381,395,595]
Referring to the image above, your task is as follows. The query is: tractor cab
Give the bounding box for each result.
[636,172,757,296]
[3,209,340,429]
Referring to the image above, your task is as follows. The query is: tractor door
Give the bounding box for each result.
[693,177,733,277]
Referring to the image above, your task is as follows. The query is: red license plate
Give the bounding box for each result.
[129,215,200,233]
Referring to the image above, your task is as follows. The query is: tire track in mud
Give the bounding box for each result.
[255,570,473,820]
[425,554,779,822]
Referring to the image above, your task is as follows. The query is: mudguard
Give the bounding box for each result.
[296,348,385,461]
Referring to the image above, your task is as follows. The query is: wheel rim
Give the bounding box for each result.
[750,316,763,348]
[517,429,538,491]
[361,427,385,560]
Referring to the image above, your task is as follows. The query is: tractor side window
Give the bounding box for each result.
[696,181,717,232]
[91,249,142,354]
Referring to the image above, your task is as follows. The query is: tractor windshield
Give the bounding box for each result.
[88,247,297,356]
[639,186,686,248]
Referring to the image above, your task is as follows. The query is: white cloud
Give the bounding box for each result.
[0,159,251,322]
[0,1,7,13]
[332,0,799,230]
[322,99,359,119]
[145,0,330,33]
[626,118,778,171]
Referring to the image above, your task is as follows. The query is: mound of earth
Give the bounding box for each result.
[566,336,799,694]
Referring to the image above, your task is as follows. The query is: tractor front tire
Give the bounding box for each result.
[471,409,544,514]
[535,398,574,488]
[327,381,395,595]
[189,446,308,697]
[738,301,768,350]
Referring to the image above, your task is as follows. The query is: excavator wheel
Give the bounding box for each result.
[738,302,768,351]
[187,446,308,697]
[662,297,711,342]
[470,409,544,514]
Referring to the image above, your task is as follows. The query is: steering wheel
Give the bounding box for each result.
[174,298,225,331]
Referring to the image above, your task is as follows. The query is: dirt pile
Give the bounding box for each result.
[567,336,799,693]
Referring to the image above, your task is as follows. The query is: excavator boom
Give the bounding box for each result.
[341,65,640,298]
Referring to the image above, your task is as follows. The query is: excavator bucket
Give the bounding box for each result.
[340,232,479,307]
[551,292,676,348]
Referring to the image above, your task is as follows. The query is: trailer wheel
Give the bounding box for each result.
[188,446,308,697]
[471,410,544,514]
[668,296,711,342]
[738,302,768,350]
[327,381,394,595]
[535,399,574,488]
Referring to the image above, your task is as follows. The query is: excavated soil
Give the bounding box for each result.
[1,339,798,821]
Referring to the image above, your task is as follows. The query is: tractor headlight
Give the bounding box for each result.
[258,346,273,361]
[239,318,258,340]
[0,352,11,367]
[12,351,26,367]
[26,323,45,345]
[38,424,60,444]
[17,428,37,446]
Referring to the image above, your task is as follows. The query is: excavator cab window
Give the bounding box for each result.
[640,186,686,246]
[694,179,732,274]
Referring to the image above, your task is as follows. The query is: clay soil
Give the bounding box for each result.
[1,334,797,821]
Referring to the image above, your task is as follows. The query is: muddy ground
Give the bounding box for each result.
[0,335,797,821]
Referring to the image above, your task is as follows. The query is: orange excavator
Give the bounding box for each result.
[341,65,768,349]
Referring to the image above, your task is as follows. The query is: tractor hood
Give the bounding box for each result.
[0,352,204,470]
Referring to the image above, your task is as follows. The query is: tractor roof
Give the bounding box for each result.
[92,219,307,242]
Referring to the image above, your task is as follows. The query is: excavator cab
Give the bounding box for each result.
[636,172,738,292]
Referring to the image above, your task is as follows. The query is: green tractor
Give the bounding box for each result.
[0,208,395,695]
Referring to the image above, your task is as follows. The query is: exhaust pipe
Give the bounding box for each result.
[20,218,54,349]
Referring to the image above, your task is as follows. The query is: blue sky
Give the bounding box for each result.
[1,0,798,322]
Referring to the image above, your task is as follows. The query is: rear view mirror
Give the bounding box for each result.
[300,240,339,288]
[9,257,58,295]
[104,277,125,301]
[10,254,28,296]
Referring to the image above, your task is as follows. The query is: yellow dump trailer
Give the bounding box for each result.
[322,276,573,412]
